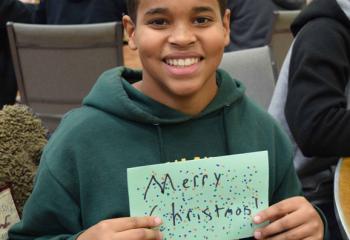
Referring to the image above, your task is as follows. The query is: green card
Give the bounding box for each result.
[127,151,269,240]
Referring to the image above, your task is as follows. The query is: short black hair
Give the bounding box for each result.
[126,0,228,22]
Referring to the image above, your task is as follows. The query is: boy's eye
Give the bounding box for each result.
[148,19,169,26]
[193,17,211,25]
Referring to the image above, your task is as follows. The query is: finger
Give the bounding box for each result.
[254,205,324,240]
[255,210,303,238]
[253,197,305,224]
[304,237,321,240]
[259,222,314,240]
[114,228,163,240]
[258,214,281,226]
[104,216,163,232]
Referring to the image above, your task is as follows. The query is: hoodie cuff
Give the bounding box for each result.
[72,231,86,240]
[313,204,330,240]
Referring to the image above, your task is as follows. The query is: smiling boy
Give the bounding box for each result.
[126,0,228,116]
[9,0,326,239]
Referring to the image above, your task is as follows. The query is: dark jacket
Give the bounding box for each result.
[274,0,350,205]
[34,0,126,24]
[0,0,34,108]
[287,0,350,160]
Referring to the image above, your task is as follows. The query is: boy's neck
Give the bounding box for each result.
[132,81,218,116]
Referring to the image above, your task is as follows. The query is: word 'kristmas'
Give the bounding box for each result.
[150,202,258,226]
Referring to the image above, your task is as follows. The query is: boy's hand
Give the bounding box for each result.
[77,216,163,240]
[253,196,324,239]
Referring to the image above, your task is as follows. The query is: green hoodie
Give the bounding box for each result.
[9,67,302,240]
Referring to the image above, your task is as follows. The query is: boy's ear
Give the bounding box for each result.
[223,9,231,47]
[122,15,138,50]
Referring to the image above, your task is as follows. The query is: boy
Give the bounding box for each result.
[9,0,325,239]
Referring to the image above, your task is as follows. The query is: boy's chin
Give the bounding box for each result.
[165,81,215,98]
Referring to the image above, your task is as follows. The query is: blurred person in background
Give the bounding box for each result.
[33,0,127,24]
[269,0,349,238]
[0,0,34,109]
[0,0,127,109]
[226,0,306,52]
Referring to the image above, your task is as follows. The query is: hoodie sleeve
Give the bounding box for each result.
[285,18,350,157]
[8,157,83,240]
[272,0,306,10]
[0,0,34,26]
[269,123,303,204]
[33,0,47,24]
[0,0,35,53]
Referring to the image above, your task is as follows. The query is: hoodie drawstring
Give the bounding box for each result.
[154,123,167,162]
[222,105,231,155]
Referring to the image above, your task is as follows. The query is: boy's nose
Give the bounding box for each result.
[168,25,196,47]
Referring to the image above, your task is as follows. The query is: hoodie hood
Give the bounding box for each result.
[83,67,245,125]
[8,63,304,240]
[291,0,350,36]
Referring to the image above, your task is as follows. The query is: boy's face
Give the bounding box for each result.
[123,0,230,106]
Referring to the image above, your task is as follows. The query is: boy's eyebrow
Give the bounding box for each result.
[144,6,215,16]
[192,6,216,14]
[144,7,169,16]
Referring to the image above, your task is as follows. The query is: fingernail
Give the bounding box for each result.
[253,215,261,223]
[158,231,163,240]
[154,216,162,225]
[254,231,261,239]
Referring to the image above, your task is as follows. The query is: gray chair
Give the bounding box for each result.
[7,21,124,132]
[219,45,276,110]
[268,10,300,76]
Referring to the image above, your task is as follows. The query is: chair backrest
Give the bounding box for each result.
[268,10,300,76]
[219,45,276,110]
[7,21,124,132]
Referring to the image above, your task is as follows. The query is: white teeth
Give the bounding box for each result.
[165,58,199,67]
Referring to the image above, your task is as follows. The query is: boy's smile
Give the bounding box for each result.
[163,52,203,76]
[123,0,230,115]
